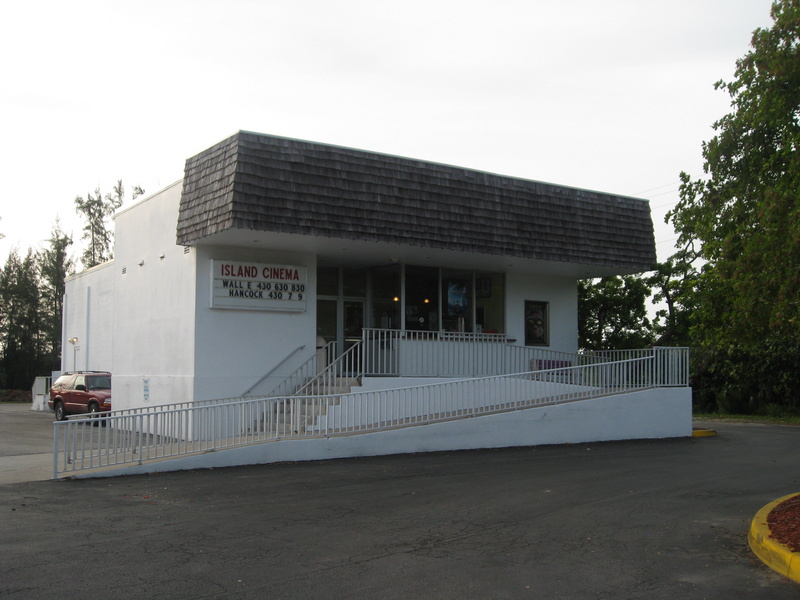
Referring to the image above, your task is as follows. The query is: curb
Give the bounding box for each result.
[748,493,800,584]
[692,428,716,437]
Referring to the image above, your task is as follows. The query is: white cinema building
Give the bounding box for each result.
[58,131,690,476]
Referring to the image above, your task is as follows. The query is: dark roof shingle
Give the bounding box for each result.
[177,131,656,270]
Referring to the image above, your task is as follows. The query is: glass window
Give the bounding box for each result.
[404,266,439,331]
[342,268,366,297]
[316,299,337,343]
[317,267,339,296]
[441,269,473,332]
[524,301,549,346]
[475,271,505,334]
[88,375,111,390]
[371,265,401,329]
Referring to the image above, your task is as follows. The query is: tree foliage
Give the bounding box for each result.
[39,221,73,370]
[74,180,143,269]
[0,249,44,389]
[645,248,700,348]
[665,0,800,413]
[668,0,800,351]
[578,275,655,351]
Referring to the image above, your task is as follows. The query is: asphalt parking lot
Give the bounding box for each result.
[1,403,799,599]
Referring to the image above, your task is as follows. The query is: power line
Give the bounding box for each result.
[634,181,681,196]
[646,188,680,201]
[650,198,680,210]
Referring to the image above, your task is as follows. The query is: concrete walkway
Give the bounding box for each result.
[1,403,799,599]
[0,403,55,483]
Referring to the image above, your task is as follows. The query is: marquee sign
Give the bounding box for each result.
[210,260,308,312]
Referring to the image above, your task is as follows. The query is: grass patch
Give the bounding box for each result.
[0,390,30,403]
[693,412,800,426]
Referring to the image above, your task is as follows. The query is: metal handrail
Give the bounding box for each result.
[53,349,690,478]
[293,340,363,396]
[263,341,338,398]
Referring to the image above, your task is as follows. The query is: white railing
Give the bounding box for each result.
[264,342,339,398]
[294,341,362,396]
[360,329,689,382]
[363,328,511,376]
[53,348,689,478]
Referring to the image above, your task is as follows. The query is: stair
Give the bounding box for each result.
[252,377,361,435]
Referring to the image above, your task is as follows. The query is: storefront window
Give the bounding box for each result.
[342,268,366,297]
[404,266,439,331]
[475,271,505,334]
[441,269,473,332]
[371,265,401,329]
[322,264,505,335]
[316,298,337,343]
[317,266,339,296]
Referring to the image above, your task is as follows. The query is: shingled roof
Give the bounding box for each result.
[177,131,656,271]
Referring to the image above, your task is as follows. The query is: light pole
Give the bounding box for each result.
[68,337,79,370]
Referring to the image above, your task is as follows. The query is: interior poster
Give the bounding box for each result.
[447,280,468,316]
[211,260,307,312]
[524,300,548,346]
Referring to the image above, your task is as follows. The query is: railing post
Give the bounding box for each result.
[137,414,144,464]
[52,423,59,479]
[654,346,662,387]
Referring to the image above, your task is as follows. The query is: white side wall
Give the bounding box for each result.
[62,261,115,372]
[111,182,197,410]
[506,272,578,353]
[192,246,318,401]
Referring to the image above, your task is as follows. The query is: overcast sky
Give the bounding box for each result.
[0,0,776,266]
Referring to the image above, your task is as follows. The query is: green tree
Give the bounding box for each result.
[667,0,800,413]
[0,249,43,389]
[670,1,800,350]
[646,248,701,348]
[578,275,655,351]
[75,180,143,269]
[39,221,73,370]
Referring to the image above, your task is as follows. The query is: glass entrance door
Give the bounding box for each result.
[316,298,364,356]
[316,299,338,346]
[343,300,364,352]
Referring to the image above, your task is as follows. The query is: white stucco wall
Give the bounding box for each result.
[192,246,319,401]
[62,261,115,372]
[85,387,692,478]
[110,182,197,410]
[505,272,578,353]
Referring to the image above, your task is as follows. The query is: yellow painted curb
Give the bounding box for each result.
[692,428,716,437]
[748,492,800,584]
